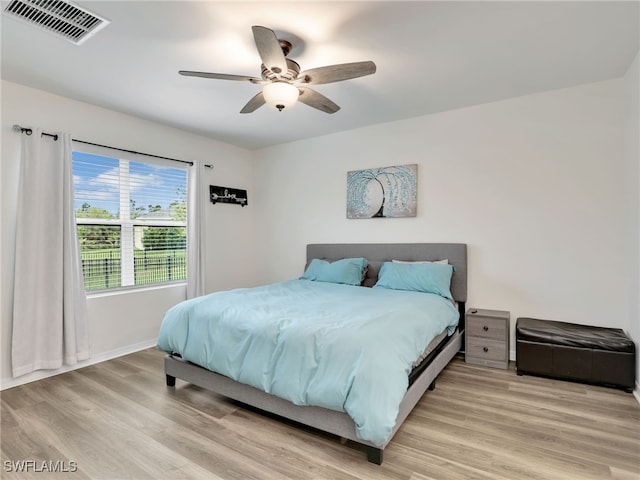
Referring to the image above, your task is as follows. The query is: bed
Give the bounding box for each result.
[159,243,467,464]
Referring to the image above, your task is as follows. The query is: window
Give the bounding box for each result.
[72,149,188,291]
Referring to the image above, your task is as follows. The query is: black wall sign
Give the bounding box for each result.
[210,185,248,207]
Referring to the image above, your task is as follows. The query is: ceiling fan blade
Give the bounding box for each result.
[240,91,266,114]
[297,88,340,114]
[179,71,263,83]
[297,61,376,85]
[252,26,288,75]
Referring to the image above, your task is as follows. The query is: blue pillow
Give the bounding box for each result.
[300,258,368,286]
[373,261,454,300]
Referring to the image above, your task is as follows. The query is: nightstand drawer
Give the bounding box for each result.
[466,337,506,362]
[467,316,507,340]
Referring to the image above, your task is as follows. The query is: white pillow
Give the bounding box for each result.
[391,259,449,265]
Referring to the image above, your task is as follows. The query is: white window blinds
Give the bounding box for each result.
[72,144,188,291]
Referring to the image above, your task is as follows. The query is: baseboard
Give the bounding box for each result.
[0,338,158,391]
[634,381,640,405]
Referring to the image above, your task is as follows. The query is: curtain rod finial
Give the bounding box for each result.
[12,124,33,135]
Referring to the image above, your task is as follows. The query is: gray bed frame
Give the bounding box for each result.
[164,243,467,465]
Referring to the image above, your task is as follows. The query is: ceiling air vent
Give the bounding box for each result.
[2,0,109,45]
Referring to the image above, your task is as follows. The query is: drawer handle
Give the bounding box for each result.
[483,325,489,332]
[483,347,488,352]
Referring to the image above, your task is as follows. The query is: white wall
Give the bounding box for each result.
[1,80,256,388]
[2,74,635,390]
[253,79,630,358]
[624,51,640,393]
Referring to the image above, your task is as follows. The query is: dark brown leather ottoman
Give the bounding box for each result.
[516,317,635,393]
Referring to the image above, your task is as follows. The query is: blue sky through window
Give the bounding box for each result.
[72,151,187,216]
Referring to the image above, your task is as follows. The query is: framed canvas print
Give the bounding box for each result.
[346,164,417,219]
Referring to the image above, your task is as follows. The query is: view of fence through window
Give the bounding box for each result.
[73,150,188,291]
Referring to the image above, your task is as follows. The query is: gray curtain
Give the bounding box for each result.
[12,129,89,377]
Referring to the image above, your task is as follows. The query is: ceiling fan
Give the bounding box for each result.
[179,26,376,114]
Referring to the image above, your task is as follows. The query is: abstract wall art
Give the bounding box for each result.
[346,164,417,219]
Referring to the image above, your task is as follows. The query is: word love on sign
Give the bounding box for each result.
[209,185,248,207]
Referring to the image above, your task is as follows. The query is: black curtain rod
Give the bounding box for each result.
[12,125,214,169]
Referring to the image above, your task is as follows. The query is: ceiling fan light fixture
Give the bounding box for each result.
[179,26,376,114]
[262,82,299,111]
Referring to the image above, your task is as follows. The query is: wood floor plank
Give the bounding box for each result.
[411,388,639,470]
[218,406,403,480]
[69,367,298,479]
[1,350,638,479]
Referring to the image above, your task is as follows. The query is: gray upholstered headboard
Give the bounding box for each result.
[306,243,467,303]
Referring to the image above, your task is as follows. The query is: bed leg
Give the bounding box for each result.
[366,447,383,465]
[166,374,176,387]
[428,379,436,391]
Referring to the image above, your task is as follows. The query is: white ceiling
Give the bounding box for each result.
[2,1,638,150]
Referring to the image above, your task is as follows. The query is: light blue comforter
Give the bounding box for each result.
[157,279,459,446]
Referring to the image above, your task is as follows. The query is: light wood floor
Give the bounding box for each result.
[1,348,639,480]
